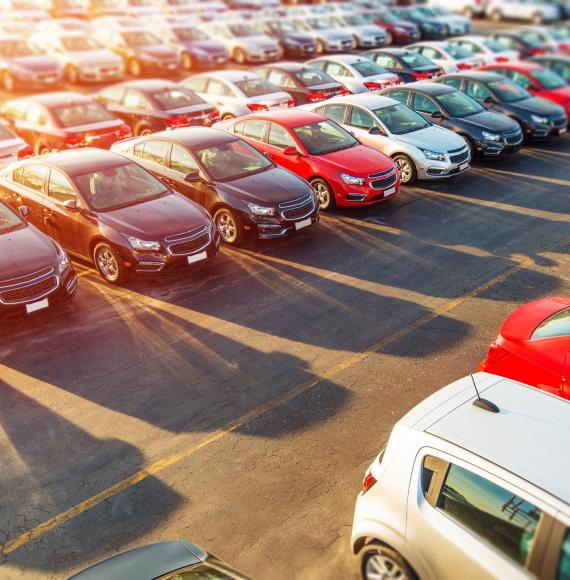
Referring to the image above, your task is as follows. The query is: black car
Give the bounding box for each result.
[111,127,319,245]
[257,20,317,59]
[438,71,569,140]
[253,62,346,105]
[489,31,551,59]
[95,80,219,136]
[532,55,570,84]
[361,48,442,83]
[391,7,449,41]
[382,81,523,158]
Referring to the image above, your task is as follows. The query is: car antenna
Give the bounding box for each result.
[471,374,500,414]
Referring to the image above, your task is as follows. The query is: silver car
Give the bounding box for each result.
[303,93,470,185]
[181,70,293,120]
[486,0,559,23]
[292,17,353,54]
[333,13,388,50]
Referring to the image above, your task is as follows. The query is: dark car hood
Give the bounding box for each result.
[280,32,315,44]
[9,55,60,73]
[99,193,209,239]
[185,40,227,54]
[456,110,518,132]
[509,96,564,116]
[217,167,311,204]
[392,20,417,31]
[137,44,179,60]
[0,224,58,281]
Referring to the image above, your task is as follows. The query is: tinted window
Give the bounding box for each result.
[466,81,492,101]
[552,61,570,82]
[267,123,296,149]
[53,102,115,127]
[97,86,125,106]
[16,164,48,192]
[352,60,388,78]
[511,71,533,90]
[293,120,357,156]
[141,140,169,165]
[241,119,266,141]
[267,70,295,88]
[412,93,439,114]
[439,464,541,566]
[441,78,463,90]
[169,144,198,174]
[325,62,352,77]
[123,91,153,111]
[489,79,530,103]
[47,169,77,203]
[436,90,484,118]
[350,107,375,130]
[531,308,570,340]
[183,76,208,92]
[530,69,566,90]
[163,562,233,579]
[152,88,203,110]
[206,80,233,97]
[0,125,15,140]
[26,104,48,125]
[323,103,346,124]
[420,47,442,61]
[557,529,570,580]
[374,103,429,135]
[2,102,28,121]
[235,78,279,97]
[386,90,409,104]
[232,121,244,136]
[296,67,334,87]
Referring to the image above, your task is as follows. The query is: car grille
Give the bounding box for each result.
[504,130,522,145]
[165,224,211,255]
[370,173,398,190]
[279,193,315,221]
[450,150,469,164]
[552,115,567,128]
[0,267,58,305]
[369,168,394,179]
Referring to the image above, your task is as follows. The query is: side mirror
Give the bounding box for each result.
[368,126,381,135]
[484,96,495,104]
[283,146,298,156]
[18,205,30,218]
[63,198,77,211]
[184,171,201,183]
[431,110,443,119]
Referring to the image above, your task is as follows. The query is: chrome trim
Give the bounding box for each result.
[279,193,316,221]
[0,270,59,305]
[369,173,398,191]
[165,224,212,256]
[0,266,53,288]
[368,168,394,179]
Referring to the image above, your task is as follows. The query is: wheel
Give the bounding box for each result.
[135,122,151,136]
[392,154,417,186]
[462,6,474,18]
[233,48,246,65]
[93,243,126,284]
[127,58,142,78]
[490,9,502,22]
[531,12,544,24]
[352,35,359,50]
[214,207,242,245]
[34,142,50,156]
[2,71,14,93]
[310,177,335,210]
[316,39,325,54]
[360,544,416,580]
[181,52,193,71]
[221,113,235,121]
[385,31,394,45]
[64,64,79,84]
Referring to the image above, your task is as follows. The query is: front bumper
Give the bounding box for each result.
[357,36,387,48]
[194,53,229,68]
[417,153,471,180]
[392,29,420,44]
[526,118,568,138]
[247,206,320,239]
[245,49,280,63]
[284,44,317,58]
[79,67,124,83]
[324,39,353,52]
[140,60,179,75]
[13,73,63,90]
[477,131,524,157]
[333,171,401,207]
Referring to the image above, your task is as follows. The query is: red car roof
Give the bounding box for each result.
[500,297,570,341]
[480,61,542,72]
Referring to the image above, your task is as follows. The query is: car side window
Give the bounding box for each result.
[26,104,48,126]
[461,41,481,54]
[16,164,49,193]
[309,60,326,71]
[241,119,266,141]
[557,529,570,579]
[413,93,439,114]
[422,47,441,60]
[141,140,169,165]
[511,71,533,90]
[466,81,492,101]
[47,169,77,204]
[206,79,234,97]
[325,62,352,78]
[170,144,199,174]
[133,142,144,158]
[376,55,399,69]
[232,120,244,136]
[123,90,153,111]
[323,103,347,124]
[437,463,542,566]
[183,76,208,92]
[97,86,125,106]
[350,107,375,130]
[441,78,463,90]
[267,122,296,149]
[386,90,409,105]
[267,70,294,88]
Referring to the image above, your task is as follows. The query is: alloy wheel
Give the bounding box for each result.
[216,210,238,244]
[395,158,413,184]
[364,553,407,580]
[96,247,119,282]
[313,182,331,209]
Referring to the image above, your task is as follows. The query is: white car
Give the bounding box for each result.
[306,54,400,94]
[35,17,93,35]
[0,123,30,168]
[303,93,470,185]
[331,13,388,50]
[353,372,570,580]
[427,0,488,18]
[407,41,484,74]
[518,26,564,53]
[486,0,559,24]
[450,35,520,65]
[181,70,293,120]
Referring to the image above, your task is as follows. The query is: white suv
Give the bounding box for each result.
[352,373,570,580]
[486,0,559,24]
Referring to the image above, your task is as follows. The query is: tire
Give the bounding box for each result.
[385,31,394,45]
[310,177,335,210]
[316,39,325,54]
[461,135,475,160]
[181,52,193,71]
[221,113,235,121]
[490,9,502,22]
[93,242,127,284]
[2,71,14,93]
[34,142,50,156]
[64,64,79,84]
[392,154,417,186]
[214,207,243,245]
[352,35,359,50]
[531,12,544,25]
[233,48,246,65]
[127,58,142,78]
[360,543,416,580]
[135,122,152,136]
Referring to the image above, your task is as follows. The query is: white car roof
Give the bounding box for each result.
[400,373,570,506]
[410,41,450,49]
[311,54,370,66]
[199,69,261,83]
[325,93,401,110]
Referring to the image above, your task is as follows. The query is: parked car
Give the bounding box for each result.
[353,372,570,580]
[0,149,219,283]
[181,70,293,120]
[306,55,400,94]
[532,55,570,83]
[361,48,442,83]
[0,35,63,93]
[406,41,483,74]
[304,93,471,185]
[486,0,559,24]
[478,298,570,398]
[332,13,388,50]
[35,17,93,35]
[254,19,317,60]
[95,80,218,136]
[382,82,523,159]
[414,6,472,36]
[390,8,449,41]
[32,32,124,84]
[518,26,569,55]
[208,21,280,64]
[112,127,319,244]
[86,0,130,17]
[489,29,554,58]
[45,0,89,19]
[0,0,49,22]
[449,35,519,65]
[290,17,353,54]
[479,61,570,121]
[362,9,420,46]
[427,0,488,19]
[0,199,76,321]
[217,109,400,210]
[439,71,568,139]
[69,540,249,579]
[0,123,31,168]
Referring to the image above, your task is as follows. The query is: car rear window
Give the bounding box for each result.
[53,102,115,127]
[151,88,203,110]
[235,78,278,97]
[352,60,389,78]
[297,68,334,87]
[531,308,570,340]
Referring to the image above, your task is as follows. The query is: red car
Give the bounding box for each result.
[478,297,570,399]
[478,61,570,122]
[216,110,400,210]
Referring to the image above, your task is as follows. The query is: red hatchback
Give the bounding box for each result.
[478,297,570,399]
[217,110,400,210]
[479,61,570,123]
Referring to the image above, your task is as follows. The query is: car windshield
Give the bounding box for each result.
[268,21,296,33]
[235,78,278,97]
[0,124,15,139]
[61,36,103,51]
[345,14,370,26]
[293,120,357,155]
[483,38,508,53]
[173,27,208,41]
[228,24,258,37]
[446,44,472,59]
[0,39,39,57]
[521,30,547,47]
[436,90,484,117]
[0,201,24,234]
[122,31,161,47]
[374,103,429,134]
[531,308,570,340]
[297,67,334,87]
[307,18,333,30]
[75,162,168,211]
[352,60,389,77]
[550,27,570,41]
[195,139,272,181]
[402,52,434,68]
[489,79,531,102]
[380,11,400,24]
[152,88,202,109]
[531,68,567,89]
[53,102,116,127]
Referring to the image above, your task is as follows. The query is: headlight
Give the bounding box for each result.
[482,131,501,142]
[421,149,446,161]
[128,236,161,251]
[340,173,365,185]
[57,251,70,275]
[247,202,275,216]
[531,114,549,125]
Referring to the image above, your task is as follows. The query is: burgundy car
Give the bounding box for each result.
[0,149,220,284]
[1,92,132,156]
[0,198,76,321]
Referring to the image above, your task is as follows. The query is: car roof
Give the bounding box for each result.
[68,541,205,580]
[314,54,368,65]
[396,81,453,95]
[198,69,260,82]
[259,61,308,72]
[368,48,409,57]
[500,297,570,341]
[400,373,570,506]
[23,148,131,176]
[104,79,180,93]
[485,60,541,72]
[242,108,325,127]
[328,92,399,109]
[4,91,95,108]
[442,70,506,83]
[146,127,237,147]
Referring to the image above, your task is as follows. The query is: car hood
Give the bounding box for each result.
[8,54,60,73]
[99,192,209,239]
[546,85,570,101]
[281,32,315,44]
[320,144,393,174]
[241,36,278,50]
[319,29,352,41]
[395,124,466,152]
[509,96,564,116]
[391,20,417,30]
[352,25,384,35]
[0,224,59,281]
[217,167,311,204]
[137,44,179,60]
[184,40,227,54]
[66,49,123,67]
[455,110,518,132]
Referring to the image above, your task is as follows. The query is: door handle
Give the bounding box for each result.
[263,152,272,159]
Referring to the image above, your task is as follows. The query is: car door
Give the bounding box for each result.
[323,61,353,89]
[266,68,298,102]
[264,121,310,176]
[346,105,379,143]
[412,91,445,123]
[5,164,49,230]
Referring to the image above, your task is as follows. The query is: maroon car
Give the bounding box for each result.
[0,149,220,284]
[366,9,421,45]
[1,92,132,156]
[0,198,76,321]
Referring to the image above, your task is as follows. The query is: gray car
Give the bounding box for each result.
[291,17,353,54]
[303,93,470,185]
